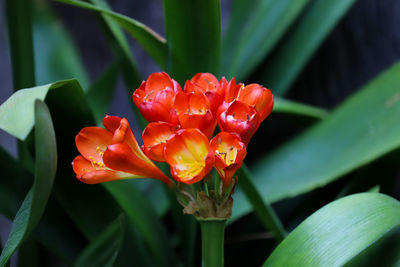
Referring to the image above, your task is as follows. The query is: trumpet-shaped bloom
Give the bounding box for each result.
[210,132,246,187]
[132,72,181,124]
[185,73,225,115]
[174,91,216,139]
[218,101,259,145]
[164,129,214,184]
[72,115,172,186]
[142,122,180,162]
[237,84,274,122]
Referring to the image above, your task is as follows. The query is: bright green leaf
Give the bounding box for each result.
[163,0,221,82]
[232,61,400,220]
[0,79,91,140]
[55,0,168,68]
[264,193,400,266]
[74,215,125,267]
[0,100,57,266]
[221,0,310,80]
[258,0,358,95]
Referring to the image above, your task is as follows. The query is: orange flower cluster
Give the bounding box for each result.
[73,72,273,187]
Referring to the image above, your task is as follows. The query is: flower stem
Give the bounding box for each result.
[199,220,226,267]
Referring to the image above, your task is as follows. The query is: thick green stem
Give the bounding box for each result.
[200,220,225,267]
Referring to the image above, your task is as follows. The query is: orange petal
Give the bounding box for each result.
[103,143,172,185]
[72,155,131,184]
[146,72,175,94]
[190,73,220,94]
[210,132,246,186]
[238,84,274,121]
[165,129,214,184]
[75,127,113,162]
[142,122,180,162]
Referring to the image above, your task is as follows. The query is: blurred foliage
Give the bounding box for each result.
[1,0,400,266]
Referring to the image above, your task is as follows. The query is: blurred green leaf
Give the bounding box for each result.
[258,0,358,95]
[221,0,310,80]
[274,97,328,119]
[33,2,89,89]
[74,215,125,267]
[163,0,221,82]
[105,180,175,267]
[55,0,167,68]
[0,79,87,140]
[0,100,57,266]
[5,0,35,90]
[237,165,286,242]
[264,193,400,266]
[86,0,142,87]
[86,63,119,124]
[232,61,400,220]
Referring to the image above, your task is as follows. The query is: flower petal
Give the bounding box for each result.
[103,143,172,185]
[165,129,214,183]
[75,127,113,162]
[142,122,180,162]
[238,84,274,121]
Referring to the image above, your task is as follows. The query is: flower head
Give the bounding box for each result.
[210,132,246,186]
[72,115,172,186]
[132,72,181,124]
[164,129,214,184]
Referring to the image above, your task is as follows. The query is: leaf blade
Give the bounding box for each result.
[0,100,57,265]
[264,193,400,266]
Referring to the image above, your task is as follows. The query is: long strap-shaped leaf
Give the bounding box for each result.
[232,60,400,221]
[55,0,167,68]
[162,0,221,83]
[237,165,287,242]
[258,0,358,95]
[274,97,328,120]
[5,0,35,90]
[264,193,400,266]
[74,215,125,267]
[105,180,175,267]
[0,100,57,266]
[221,0,310,80]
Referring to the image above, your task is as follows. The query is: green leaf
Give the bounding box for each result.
[5,0,35,90]
[236,165,286,242]
[264,193,400,266]
[258,0,358,95]
[0,100,57,266]
[33,1,89,89]
[105,180,175,267]
[162,0,221,82]
[86,63,119,124]
[55,0,167,68]
[74,215,125,267]
[221,0,310,80]
[232,61,400,221]
[0,79,92,140]
[273,97,328,119]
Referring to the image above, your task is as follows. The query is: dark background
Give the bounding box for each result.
[1,0,400,264]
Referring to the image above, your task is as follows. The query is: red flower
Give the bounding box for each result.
[185,73,224,115]
[72,115,173,186]
[142,122,180,162]
[218,101,259,145]
[237,84,274,122]
[164,129,214,184]
[174,91,216,139]
[132,72,181,124]
[210,132,246,187]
